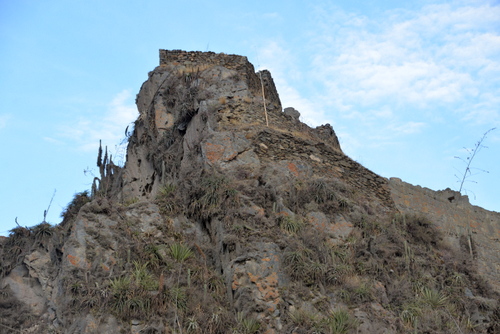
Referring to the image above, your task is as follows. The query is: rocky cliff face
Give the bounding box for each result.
[1,50,498,334]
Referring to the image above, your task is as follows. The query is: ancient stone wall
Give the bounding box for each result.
[159,49,263,94]
[253,129,394,210]
[389,178,500,292]
[160,50,249,69]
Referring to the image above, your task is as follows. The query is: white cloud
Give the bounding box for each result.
[43,137,65,145]
[105,89,138,130]
[390,121,426,135]
[262,12,281,20]
[308,1,500,121]
[0,114,11,129]
[54,90,138,155]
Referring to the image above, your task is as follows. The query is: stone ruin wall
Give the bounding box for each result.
[159,49,264,96]
[160,49,250,69]
[389,177,500,292]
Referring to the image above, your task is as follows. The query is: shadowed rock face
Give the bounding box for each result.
[121,50,284,201]
[1,50,498,334]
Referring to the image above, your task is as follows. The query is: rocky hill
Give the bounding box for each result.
[1,50,498,334]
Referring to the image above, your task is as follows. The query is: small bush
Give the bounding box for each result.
[8,226,31,242]
[235,312,260,334]
[158,183,176,197]
[168,286,187,310]
[351,282,373,303]
[278,215,303,234]
[337,197,351,210]
[30,222,53,240]
[309,178,337,203]
[394,213,443,247]
[110,276,131,296]
[400,304,422,327]
[123,197,139,206]
[61,191,90,224]
[323,308,358,334]
[156,183,177,214]
[304,261,327,283]
[289,308,320,329]
[132,261,158,290]
[283,247,313,280]
[189,175,239,219]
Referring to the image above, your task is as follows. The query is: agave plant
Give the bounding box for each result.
[419,287,449,309]
[170,242,193,263]
[279,215,303,234]
[323,308,358,334]
[235,312,261,334]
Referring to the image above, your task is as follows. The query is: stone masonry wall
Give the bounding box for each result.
[159,50,262,94]
[254,129,395,210]
[389,177,500,292]
[160,50,249,69]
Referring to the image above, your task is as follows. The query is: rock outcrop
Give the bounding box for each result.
[1,50,498,334]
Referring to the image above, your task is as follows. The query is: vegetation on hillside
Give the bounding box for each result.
[1,168,499,333]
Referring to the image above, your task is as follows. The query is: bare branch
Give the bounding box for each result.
[43,189,56,223]
[456,128,496,193]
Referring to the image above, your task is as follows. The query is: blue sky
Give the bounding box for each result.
[1,0,499,235]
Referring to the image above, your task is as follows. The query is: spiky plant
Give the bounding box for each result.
[31,222,53,240]
[235,312,261,334]
[419,287,449,309]
[323,308,357,334]
[400,304,422,328]
[170,243,193,263]
[279,215,303,234]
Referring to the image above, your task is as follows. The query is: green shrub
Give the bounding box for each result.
[132,261,158,290]
[170,243,193,263]
[400,304,422,327]
[304,261,326,283]
[189,175,239,219]
[352,282,373,303]
[284,248,313,280]
[110,276,131,296]
[235,312,261,334]
[125,296,151,317]
[123,197,139,206]
[156,183,177,214]
[186,316,200,333]
[289,308,320,328]
[158,183,176,197]
[323,308,358,334]
[279,215,303,234]
[168,286,187,310]
[309,178,337,203]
